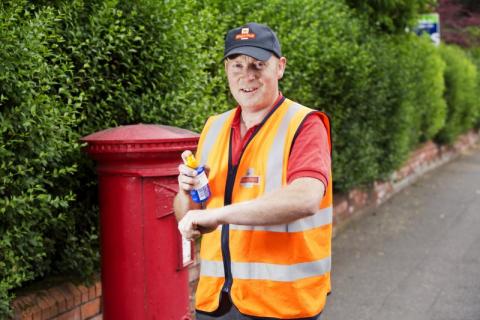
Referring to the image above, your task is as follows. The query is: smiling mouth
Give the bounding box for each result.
[241,87,258,93]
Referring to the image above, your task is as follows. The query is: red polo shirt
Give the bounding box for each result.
[230,95,331,189]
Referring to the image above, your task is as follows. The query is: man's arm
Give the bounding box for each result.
[178,177,325,240]
[173,189,200,222]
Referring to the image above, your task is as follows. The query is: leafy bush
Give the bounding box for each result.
[365,34,446,176]
[436,45,479,143]
[0,1,81,315]
[467,47,480,127]
[345,0,436,33]
[411,37,447,143]
[56,0,229,134]
[0,0,227,316]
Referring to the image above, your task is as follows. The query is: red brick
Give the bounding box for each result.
[77,285,89,304]
[95,282,102,297]
[65,283,82,306]
[333,199,348,217]
[80,298,101,319]
[13,307,33,320]
[31,309,42,320]
[335,201,353,224]
[36,291,58,320]
[27,299,43,320]
[14,295,39,320]
[56,308,81,320]
[348,188,368,210]
[18,312,33,320]
[47,287,67,314]
[58,283,76,310]
[40,301,57,320]
[88,285,96,300]
[373,181,392,204]
[64,294,75,310]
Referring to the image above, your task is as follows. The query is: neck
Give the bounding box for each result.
[239,97,280,138]
[240,92,281,130]
[241,107,270,130]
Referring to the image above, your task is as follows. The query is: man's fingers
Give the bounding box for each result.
[197,225,217,234]
[188,230,201,240]
[178,162,199,192]
[178,212,199,239]
[178,163,197,177]
[178,170,198,192]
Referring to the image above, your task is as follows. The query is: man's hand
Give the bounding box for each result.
[178,150,198,193]
[178,208,222,240]
[174,150,209,221]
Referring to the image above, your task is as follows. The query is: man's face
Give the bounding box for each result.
[225,54,286,112]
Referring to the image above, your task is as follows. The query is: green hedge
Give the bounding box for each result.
[344,0,436,33]
[0,2,82,313]
[1,0,479,316]
[366,34,446,178]
[0,0,225,316]
[469,48,480,128]
[436,45,479,143]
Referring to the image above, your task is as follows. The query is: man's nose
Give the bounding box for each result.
[245,68,257,80]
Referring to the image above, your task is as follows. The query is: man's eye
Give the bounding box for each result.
[254,62,265,70]
[233,63,244,69]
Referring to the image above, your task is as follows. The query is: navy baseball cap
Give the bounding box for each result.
[223,23,282,61]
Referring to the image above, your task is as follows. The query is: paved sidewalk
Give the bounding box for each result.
[323,145,480,320]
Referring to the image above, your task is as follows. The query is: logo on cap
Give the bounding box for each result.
[235,28,256,40]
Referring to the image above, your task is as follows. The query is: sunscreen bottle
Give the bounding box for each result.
[185,154,211,203]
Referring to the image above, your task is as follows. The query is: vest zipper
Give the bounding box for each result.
[221,164,238,293]
[220,97,286,296]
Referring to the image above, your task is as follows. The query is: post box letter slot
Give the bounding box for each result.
[153,182,177,219]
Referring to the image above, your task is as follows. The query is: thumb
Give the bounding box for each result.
[181,150,193,163]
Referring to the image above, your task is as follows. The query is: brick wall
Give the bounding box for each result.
[11,130,479,319]
[12,281,101,320]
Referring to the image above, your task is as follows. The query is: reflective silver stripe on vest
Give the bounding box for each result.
[264,103,304,193]
[230,206,332,232]
[200,110,234,166]
[200,259,225,278]
[200,257,331,282]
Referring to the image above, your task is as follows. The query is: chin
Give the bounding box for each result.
[239,101,262,110]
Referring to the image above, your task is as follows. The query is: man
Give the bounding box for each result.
[174,23,332,319]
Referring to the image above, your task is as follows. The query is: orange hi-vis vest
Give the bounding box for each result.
[195,98,333,319]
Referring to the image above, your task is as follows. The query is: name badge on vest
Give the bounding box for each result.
[239,168,261,188]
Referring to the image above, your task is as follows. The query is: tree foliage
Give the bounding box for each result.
[345,0,436,33]
[439,0,480,47]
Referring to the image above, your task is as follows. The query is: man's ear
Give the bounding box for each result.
[277,57,287,79]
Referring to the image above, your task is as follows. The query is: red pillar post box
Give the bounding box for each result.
[81,124,198,320]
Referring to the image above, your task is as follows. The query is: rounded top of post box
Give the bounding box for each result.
[82,123,198,142]
[81,123,199,156]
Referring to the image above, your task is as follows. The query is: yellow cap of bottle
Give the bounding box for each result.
[185,154,198,169]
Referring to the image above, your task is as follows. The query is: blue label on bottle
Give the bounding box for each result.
[190,166,211,203]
